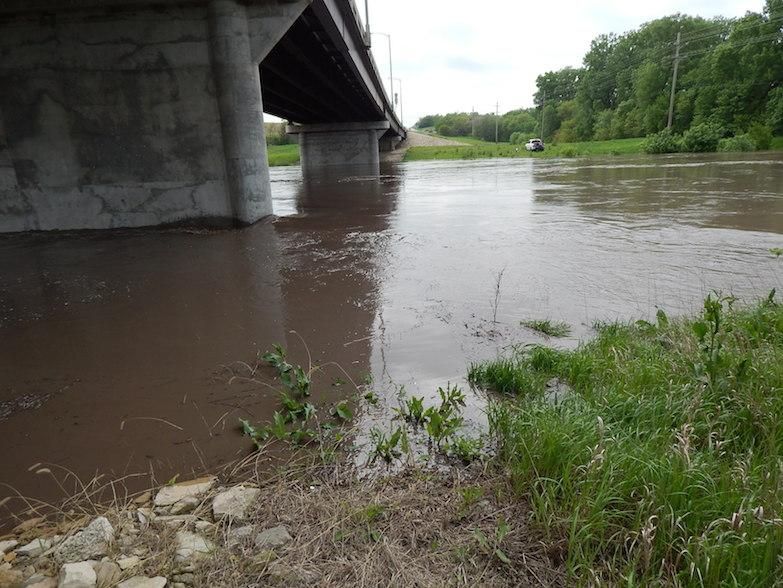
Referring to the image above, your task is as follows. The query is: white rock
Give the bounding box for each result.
[54,518,114,564]
[254,525,292,550]
[226,524,255,548]
[58,562,96,588]
[193,521,213,533]
[17,538,53,558]
[116,556,140,571]
[116,577,167,588]
[152,515,196,528]
[94,561,120,588]
[0,539,18,554]
[174,531,213,562]
[25,575,57,588]
[153,477,215,509]
[168,495,200,516]
[211,486,260,521]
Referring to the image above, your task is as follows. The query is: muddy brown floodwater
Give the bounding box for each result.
[1,152,782,523]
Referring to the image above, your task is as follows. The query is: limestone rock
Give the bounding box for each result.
[58,562,96,588]
[153,477,215,513]
[94,561,120,587]
[17,538,53,558]
[116,577,167,588]
[0,539,18,554]
[116,556,140,571]
[24,575,57,588]
[254,525,292,550]
[211,486,260,521]
[193,521,213,533]
[171,572,194,584]
[174,531,213,562]
[227,524,256,549]
[168,495,200,516]
[152,515,196,528]
[54,518,114,564]
[0,566,23,586]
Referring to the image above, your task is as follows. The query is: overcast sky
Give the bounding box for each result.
[362,0,763,126]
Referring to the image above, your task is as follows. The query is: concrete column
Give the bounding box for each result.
[209,0,271,224]
[287,121,390,178]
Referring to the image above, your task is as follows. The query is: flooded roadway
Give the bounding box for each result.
[1,152,782,519]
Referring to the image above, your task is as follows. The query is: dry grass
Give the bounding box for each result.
[2,447,563,587]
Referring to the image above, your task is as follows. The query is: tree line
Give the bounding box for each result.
[416,0,782,149]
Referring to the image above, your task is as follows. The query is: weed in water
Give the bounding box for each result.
[448,436,483,464]
[369,426,409,464]
[395,395,427,426]
[262,344,311,397]
[490,266,507,323]
[521,318,571,337]
[330,401,353,422]
[770,247,783,257]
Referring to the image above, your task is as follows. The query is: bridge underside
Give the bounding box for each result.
[0,0,404,233]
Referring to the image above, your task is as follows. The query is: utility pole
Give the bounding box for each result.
[495,100,499,143]
[471,105,475,137]
[540,91,546,140]
[667,31,681,129]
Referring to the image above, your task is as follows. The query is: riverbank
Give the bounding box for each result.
[3,293,782,586]
[268,135,783,167]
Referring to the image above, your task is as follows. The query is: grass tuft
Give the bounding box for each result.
[522,319,571,338]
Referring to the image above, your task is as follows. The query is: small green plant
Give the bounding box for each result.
[395,395,426,426]
[330,400,353,421]
[280,391,315,422]
[288,422,317,445]
[262,344,311,397]
[369,426,409,464]
[448,435,483,464]
[424,407,463,448]
[770,247,783,257]
[458,486,484,511]
[239,418,269,449]
[642,128,682,154]
[437,383,466,413]
[363,390,379,405]
[472,518,511,565]
[521,318,571,337]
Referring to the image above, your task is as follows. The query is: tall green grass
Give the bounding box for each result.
[267,143,300,166]
[472,295,783,585]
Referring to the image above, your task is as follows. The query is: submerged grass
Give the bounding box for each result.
[472,295,783,585]
[522,318,571,338]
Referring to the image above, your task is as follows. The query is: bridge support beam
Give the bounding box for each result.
[287,122,390,178]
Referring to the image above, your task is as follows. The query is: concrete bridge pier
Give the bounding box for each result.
[209,0,271,223]
[287,122,390,178]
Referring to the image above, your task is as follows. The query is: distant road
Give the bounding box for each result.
[381,130,465,162]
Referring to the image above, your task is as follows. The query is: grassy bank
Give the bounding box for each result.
[470,293,783,585]
[267,143,299,166]
[404,137,646,162]
[405,135,783,163]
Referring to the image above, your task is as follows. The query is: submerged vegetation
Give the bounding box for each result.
[521,318,572,338]
[471,294,783,585]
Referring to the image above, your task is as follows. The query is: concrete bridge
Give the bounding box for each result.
[0,0,405,232]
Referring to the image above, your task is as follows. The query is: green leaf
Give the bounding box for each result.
[692,320,708,341]
[494,548,511,565]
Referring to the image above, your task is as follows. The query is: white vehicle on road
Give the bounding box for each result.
[525,138,545,152]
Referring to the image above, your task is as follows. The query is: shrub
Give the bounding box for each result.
[642,128,682,154]
[748,122,773,150]
[509,132,525,145]
[681,122,724,152]
[718,134,756,152]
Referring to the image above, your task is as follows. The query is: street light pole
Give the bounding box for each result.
[393,78,403,126]
[364,0,370,46]
[371,32,393,115]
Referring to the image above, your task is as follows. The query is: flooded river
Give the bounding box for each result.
[1,152,782,519]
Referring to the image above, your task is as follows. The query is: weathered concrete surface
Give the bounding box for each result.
[287,121,389,178]
[0,0,307,232]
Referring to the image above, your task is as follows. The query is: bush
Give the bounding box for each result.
[642,128,682,154]
[718,134,756,152]
[509,132,525,145]
[681,122,724,152]
[748,123,773,150]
